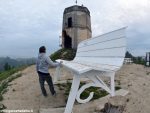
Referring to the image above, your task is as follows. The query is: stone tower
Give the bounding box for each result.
[61,5,92,49]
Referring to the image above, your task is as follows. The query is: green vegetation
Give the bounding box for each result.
[125,51,133,58]
[0,66,26,81]
[146,72,150,75]
[50,48,76,61]
[4,63,11,71]
[0,57,35,71]
[0,103,6,111]
[57,81,121,102]
[132,56,145,65]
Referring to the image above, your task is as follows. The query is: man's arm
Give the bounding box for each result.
[46,56,60,67]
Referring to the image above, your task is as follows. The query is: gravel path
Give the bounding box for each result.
[1,64,150,113]
[2,66,66,113]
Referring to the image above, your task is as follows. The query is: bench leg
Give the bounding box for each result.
[111,73,115,96]
[54,66,61,84]
[64,75,80,113]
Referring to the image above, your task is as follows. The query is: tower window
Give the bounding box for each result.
[68,17,72,28]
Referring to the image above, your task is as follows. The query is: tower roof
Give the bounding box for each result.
[64,5,90,16]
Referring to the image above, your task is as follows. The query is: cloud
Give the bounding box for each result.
[0,0,150,57]
[82,0,150,56]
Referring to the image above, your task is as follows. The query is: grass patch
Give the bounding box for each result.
[115,86,121,90]
[0,81,8,97]
[146,72,150,75]
[0,66,26,81]
[50,48,76,61]
[0,103,6,111]
[57,81,121,102]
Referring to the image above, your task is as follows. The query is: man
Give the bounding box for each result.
[36,46,61,97]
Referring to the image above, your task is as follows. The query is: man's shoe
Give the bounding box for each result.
[52,92,56,97]
[43,93,48,97]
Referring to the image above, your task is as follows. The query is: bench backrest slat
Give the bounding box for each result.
[74,27,126,71]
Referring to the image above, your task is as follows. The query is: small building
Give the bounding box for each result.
[124,58,133,64]
[146,52,150,66]
[61,5,92,49]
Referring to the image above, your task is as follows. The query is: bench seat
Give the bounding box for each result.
[56,59,92,74]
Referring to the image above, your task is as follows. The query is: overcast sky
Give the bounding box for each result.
[0,0,149,58]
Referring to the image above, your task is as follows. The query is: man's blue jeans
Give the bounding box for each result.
[38,71,55,96]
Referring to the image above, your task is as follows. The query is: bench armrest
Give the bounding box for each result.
[56,59,92,74]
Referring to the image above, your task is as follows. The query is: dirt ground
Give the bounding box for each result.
[1,64,150,113]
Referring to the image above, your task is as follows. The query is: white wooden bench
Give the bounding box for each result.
[56,27,126,113]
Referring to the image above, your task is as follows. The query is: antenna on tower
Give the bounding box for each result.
[75,0,77,4]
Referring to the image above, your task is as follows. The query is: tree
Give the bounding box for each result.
[125,51,145,65]
[4,62,11,71]
[125,51,133,58]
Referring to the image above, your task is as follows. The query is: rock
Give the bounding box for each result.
[96,96,127,113]
[108,96,126,106]
[0,103,6,110]
[95,105,105,111]
[12,89,16,92]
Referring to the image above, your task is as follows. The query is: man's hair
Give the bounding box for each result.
[39,46,46,53]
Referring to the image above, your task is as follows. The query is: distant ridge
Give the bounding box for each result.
[0,57,36,71]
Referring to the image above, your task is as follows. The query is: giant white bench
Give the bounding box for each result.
[56,27,126,113]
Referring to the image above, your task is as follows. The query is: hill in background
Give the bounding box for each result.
[0,57,36,71]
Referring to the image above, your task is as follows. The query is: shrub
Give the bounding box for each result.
[50,48,76,61]
[57,81,121,102]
